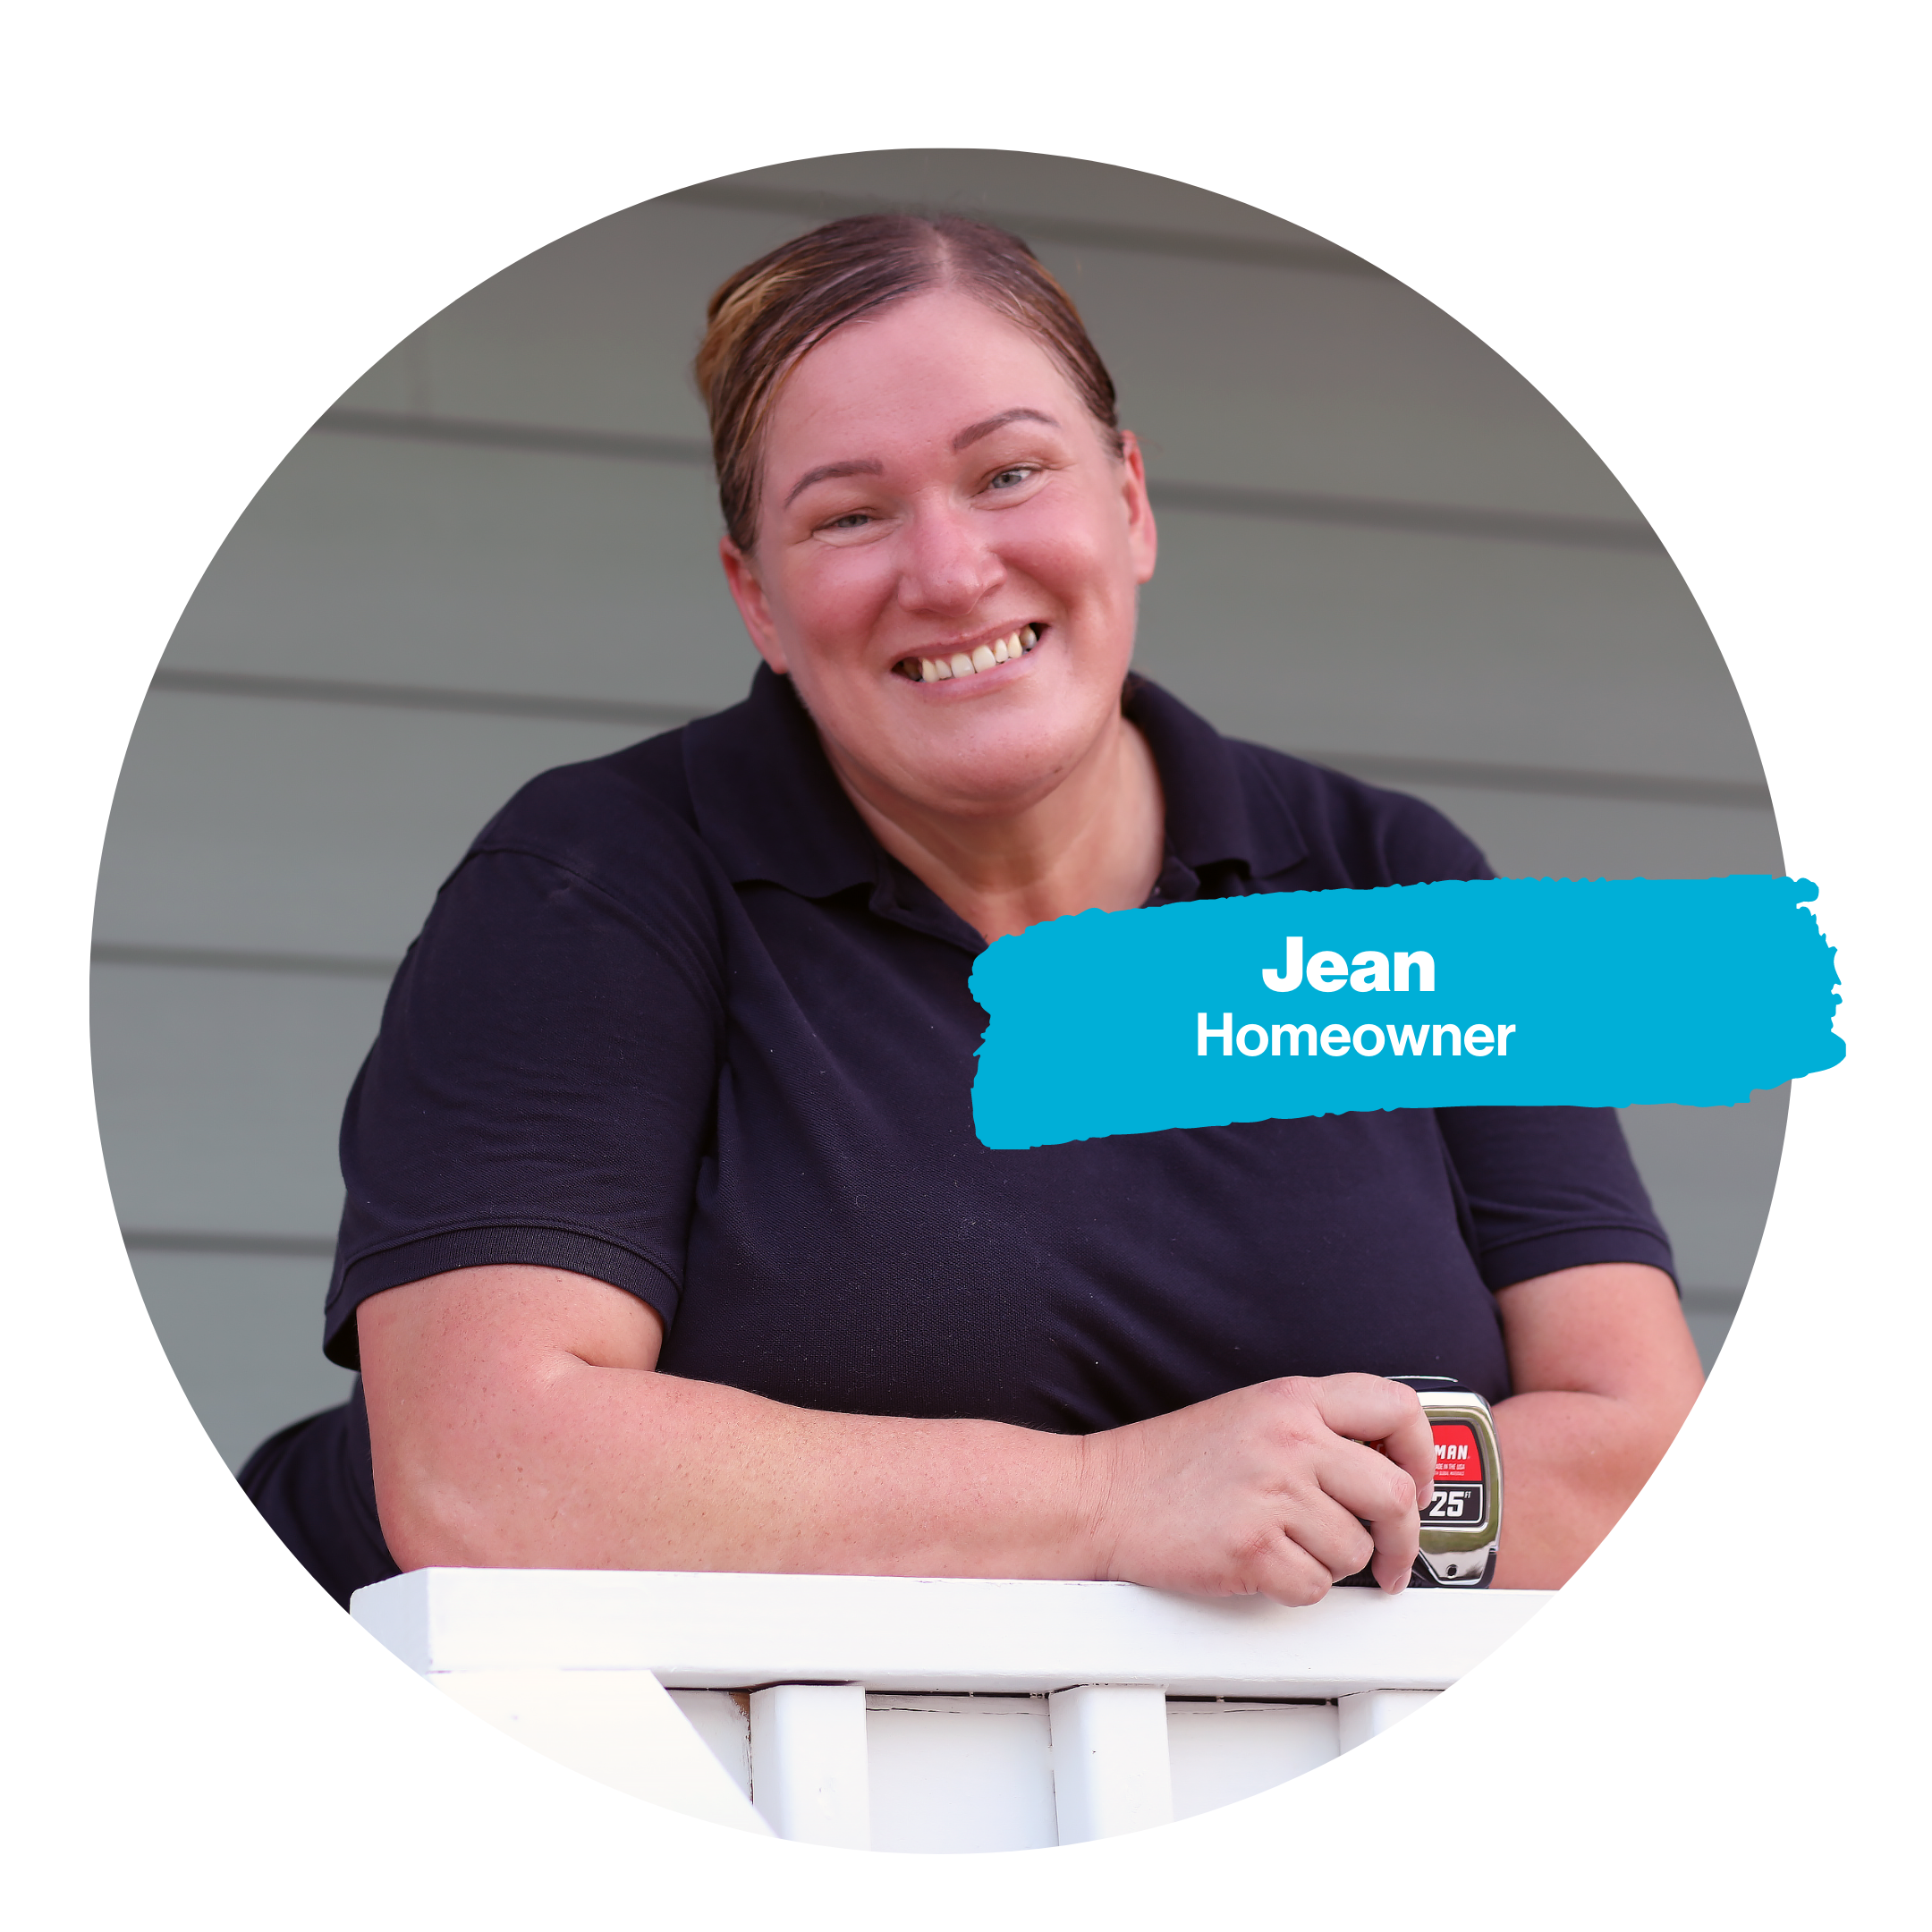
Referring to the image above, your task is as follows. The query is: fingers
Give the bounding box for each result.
[1297,1378,1430,1594]
[1289,1437,1419,1594]
[1368,1522,1419,1593]
[1307,1374,1437,1509]
[1244,1528,1360,1608]
[1089,1372,1441,1605]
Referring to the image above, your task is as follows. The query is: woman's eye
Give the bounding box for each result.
[824,511,873,531]
[987,466,1035,491]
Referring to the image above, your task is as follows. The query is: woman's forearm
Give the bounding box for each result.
[1490,1264,1706,1589]
[377,1348,1100,1579]
[1489,1388,1675,1588]
[360,1265,1097,1576]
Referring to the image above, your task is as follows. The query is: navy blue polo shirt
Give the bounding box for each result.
[324,665,1674,1425]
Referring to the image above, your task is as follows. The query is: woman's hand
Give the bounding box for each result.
[1078,1374,1437,1603]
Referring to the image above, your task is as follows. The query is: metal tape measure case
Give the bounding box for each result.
[1413,1389,1501,1587]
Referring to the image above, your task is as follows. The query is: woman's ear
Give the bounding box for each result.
[1116,431,1159,587]
[718,536,789,673]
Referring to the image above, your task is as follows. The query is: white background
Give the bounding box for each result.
[4,3,1923,1924]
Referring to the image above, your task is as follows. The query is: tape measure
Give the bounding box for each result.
[1412,1386,1502,1587]
[1338,1379,1503,1589]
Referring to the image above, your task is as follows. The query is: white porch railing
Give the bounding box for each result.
[352,1570,1550,1852]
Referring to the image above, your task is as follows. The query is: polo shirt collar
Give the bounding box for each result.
[682,661,1309,906]
[682,664,881,898]
[1123,673,1307,886]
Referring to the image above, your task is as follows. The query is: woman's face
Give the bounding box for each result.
[720,288,1157,821]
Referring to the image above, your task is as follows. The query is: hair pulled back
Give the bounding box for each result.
[694,212,1123,550]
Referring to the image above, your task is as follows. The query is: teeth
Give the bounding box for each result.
[913,628,1040,682]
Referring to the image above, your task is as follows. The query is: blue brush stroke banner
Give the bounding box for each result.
[969,875,1843,1150]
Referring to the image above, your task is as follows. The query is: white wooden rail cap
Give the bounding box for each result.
[352,1569,1551,1698]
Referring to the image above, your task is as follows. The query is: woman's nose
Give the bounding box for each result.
[895,499,1004,617]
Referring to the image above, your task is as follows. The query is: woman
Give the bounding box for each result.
[243,214,1703,1608]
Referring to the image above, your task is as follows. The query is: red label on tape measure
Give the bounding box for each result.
[1431,1421,1483,1483]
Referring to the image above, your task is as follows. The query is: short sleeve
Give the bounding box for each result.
[1434,1105,1677,1294]
[1341,784,1672,1295]
[323,837,727,1368]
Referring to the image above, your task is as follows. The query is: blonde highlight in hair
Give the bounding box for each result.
[694,213,1122,549]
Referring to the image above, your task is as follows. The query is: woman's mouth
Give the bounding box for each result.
[894,624,1042,683]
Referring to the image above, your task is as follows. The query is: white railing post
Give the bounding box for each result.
[1048,1684,1174,1843]
[748,1682,871,1847]
[1336,1687,1439,1753]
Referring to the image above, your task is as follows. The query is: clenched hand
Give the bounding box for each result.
[1079,1373,1437,1603]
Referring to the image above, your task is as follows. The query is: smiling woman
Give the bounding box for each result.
[240,214,1703,1613]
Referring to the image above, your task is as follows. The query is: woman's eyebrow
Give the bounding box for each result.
[781,410,1061,507]
[953,408,1060,451]
[783,458,884,508]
